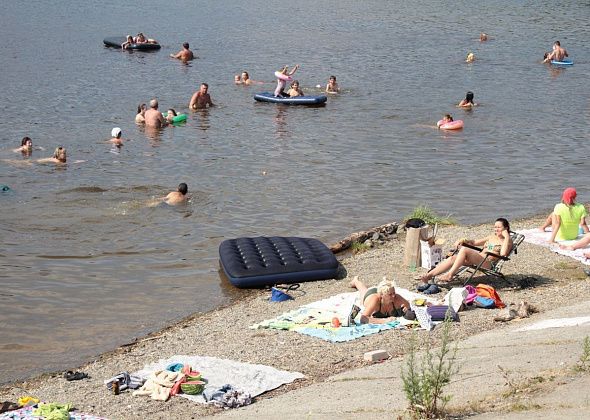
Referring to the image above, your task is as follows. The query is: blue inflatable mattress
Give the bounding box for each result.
[254,92,327,106]
[103,36,161,50]
[219,236,339,288]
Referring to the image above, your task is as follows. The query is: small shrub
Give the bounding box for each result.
[401,316,458,418]
[579,336,590,371]
[405,205,456,226]
[350,241,370,254]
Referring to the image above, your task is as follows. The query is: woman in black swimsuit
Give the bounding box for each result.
[349,277,414,324]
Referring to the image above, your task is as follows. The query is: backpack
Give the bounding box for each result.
[474,296,496,309]
[475,284,506,308]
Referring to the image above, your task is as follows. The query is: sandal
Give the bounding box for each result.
[1,401,20,414]
[64,370,89,381]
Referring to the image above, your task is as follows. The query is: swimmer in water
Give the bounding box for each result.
[479,33,488,42]
[37,146,67,164]
[438,114,453,128]
[145,99,167,128]
[543,40,569,63]
[14,137,33,155]
[165,109,177,123]
[108,127,123,146]
[170,42,194,61]
[274,64,299,97]
[189,83,215,109]
[458,91,477,107]
[287,80,304,97]
[121,35,134,50]
[163,183,188,205]
[325,75,340,93]
[135,103,147,123]
[234,74,243,85]
[466,52,475,63]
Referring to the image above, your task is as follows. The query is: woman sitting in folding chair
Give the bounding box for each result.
[419,218,513,284]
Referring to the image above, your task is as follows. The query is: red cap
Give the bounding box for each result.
[562,187,577,205]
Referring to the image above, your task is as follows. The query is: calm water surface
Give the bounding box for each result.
[0,0,589,382]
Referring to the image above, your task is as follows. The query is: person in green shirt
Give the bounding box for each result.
[539,187,588,243]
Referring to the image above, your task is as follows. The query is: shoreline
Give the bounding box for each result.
[3,212,589,419]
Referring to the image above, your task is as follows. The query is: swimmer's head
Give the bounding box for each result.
[137,103,147,114]
[241,71,249,80]
[167,109,177,116]
[178,183,188,195]
[126,35,133,42]
[183,42,189,49]
[479,33,488,41]
[329,75,337,82]
[465,91,474,102]
[291,80,300,88]
[234,75,241,82]
[150,99,158,109]
[111,127,122,139]
[444,114,453,121]
[53,146,66,162]
[466,52,475,62]
[21,136,33,148]
[200,83,208,93]
[543,52,549,60]
[554,40,561,47]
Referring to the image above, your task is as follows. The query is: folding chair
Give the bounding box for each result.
[454,231,525,285]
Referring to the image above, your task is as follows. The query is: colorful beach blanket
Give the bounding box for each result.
[251,289,438,342]
[0,405,108,420]
[516,228,590,265]
[133,355,304,404]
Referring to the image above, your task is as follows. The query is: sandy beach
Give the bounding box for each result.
[2,213,590,418]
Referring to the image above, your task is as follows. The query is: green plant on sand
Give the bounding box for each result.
[578,336,590,371]
[401,315,458,418]
[350,241,370,254]
[405,205,456,226]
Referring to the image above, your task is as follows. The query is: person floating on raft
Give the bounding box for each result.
[274,64,299,98]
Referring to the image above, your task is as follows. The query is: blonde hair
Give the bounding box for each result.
[377,280,396,296]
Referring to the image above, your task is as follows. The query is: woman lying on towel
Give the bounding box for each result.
[419,218,513,284]
[349,277,415,323]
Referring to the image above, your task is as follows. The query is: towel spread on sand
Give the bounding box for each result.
[133,356,304,404]
[0,405,109,420]
[516,228,590,265]
[251,289,439,342]
[515,316,590,332]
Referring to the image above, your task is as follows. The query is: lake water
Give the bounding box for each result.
[0,0,588,383]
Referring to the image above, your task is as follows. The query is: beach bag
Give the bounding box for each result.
[427,305,459,322]
[474,296,496,309]
[464,285,477,305]
[270,287,293,302]
[475,284,506,308]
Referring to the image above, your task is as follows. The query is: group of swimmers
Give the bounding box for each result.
[12,137,67,164]
[441,39,569,127]
[121,33,159,50]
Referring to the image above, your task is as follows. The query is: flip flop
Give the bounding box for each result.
[64,370,89,381]
[423,284,441,295]
[1,401,20,414]
[416,283,431,292]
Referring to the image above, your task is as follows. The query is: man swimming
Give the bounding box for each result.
[189,83,215,109]
[544,40,568,62]
[144,99,166,128]
[170,42,194,61]
[163,183,189,205]
[108,127,123,146]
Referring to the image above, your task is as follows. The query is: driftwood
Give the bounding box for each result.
[329,221,398,254]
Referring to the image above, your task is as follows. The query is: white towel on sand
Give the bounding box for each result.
[517,228,590,266]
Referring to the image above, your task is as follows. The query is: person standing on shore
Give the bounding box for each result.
[539,187,588,243]
[144,99,166,128]
[189,83,215,109]
[170,42,194,61]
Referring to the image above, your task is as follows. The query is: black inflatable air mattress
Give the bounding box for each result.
[219,236,339,288]
[103,36,161,50]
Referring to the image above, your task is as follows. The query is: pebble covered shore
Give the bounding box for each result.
[2,215,589,419]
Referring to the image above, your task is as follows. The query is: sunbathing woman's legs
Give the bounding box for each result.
[349,276,368,298]
[560,233,590,251]
[421,246,492,283]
